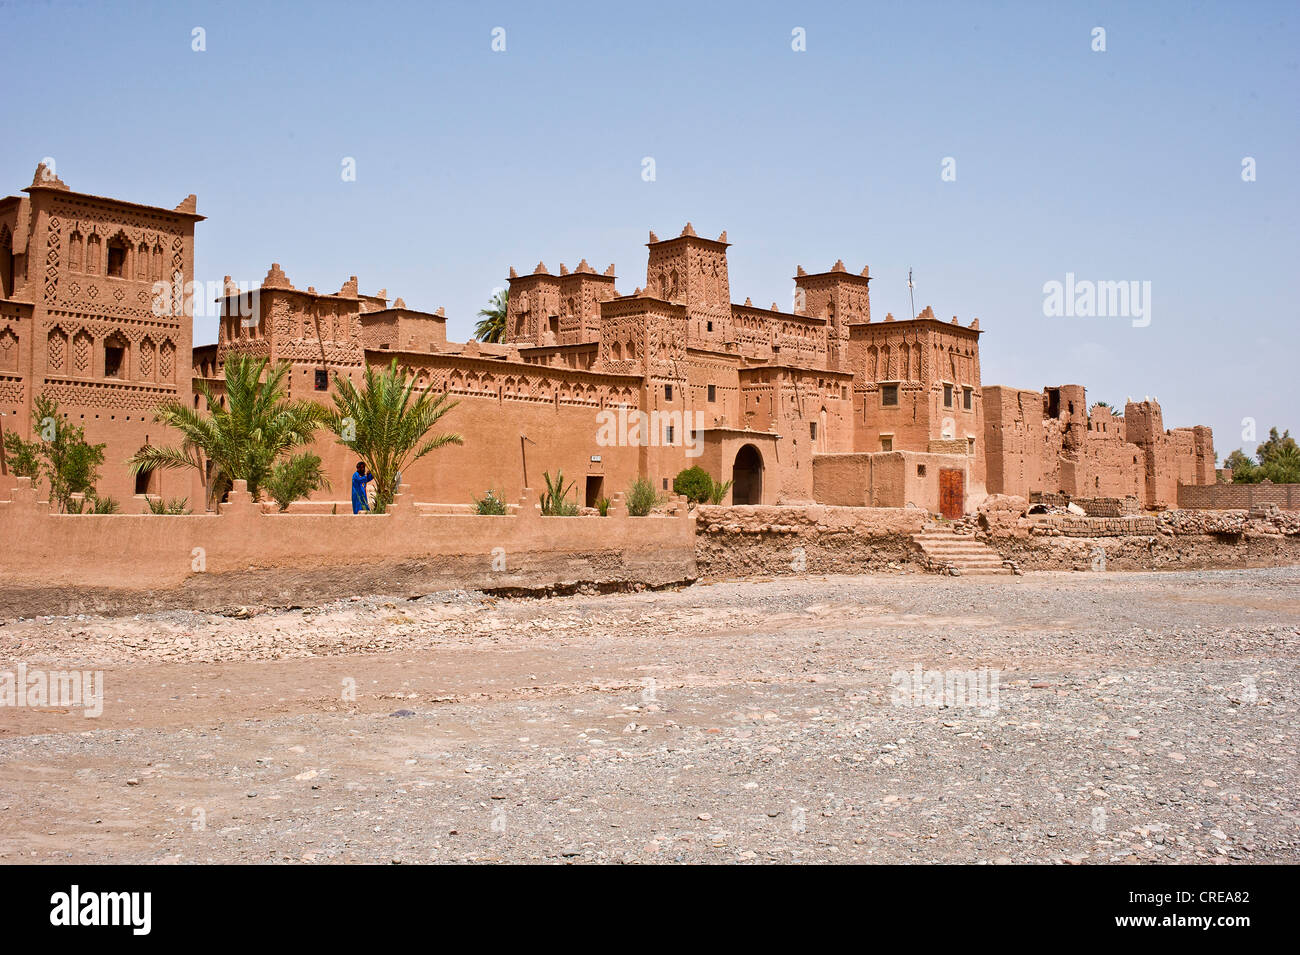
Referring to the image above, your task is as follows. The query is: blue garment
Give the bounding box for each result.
[351,471,374,513]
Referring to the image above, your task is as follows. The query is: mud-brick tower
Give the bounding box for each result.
[504,260,617,347]
[0,163,203,502]
[794,259,871,371]
[644,223,732,347]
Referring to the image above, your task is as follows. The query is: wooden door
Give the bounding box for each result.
[939,469,964,520]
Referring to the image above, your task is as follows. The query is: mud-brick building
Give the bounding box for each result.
[0,165,201,502]
[2,167,1216,515]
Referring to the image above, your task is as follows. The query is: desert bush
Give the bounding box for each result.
[707,476,734,505]
[6,395,109,512]
[144,497,191,515]
[67,492,119,514]
[626,477,661,517]
[541,470,579,516]
[265,453,329,512]
[474,489,509,515]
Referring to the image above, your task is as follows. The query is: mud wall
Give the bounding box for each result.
[694,504,929,578]
[984,508,1300,571]
[0,477,697,617]
[1177,483,1300,510]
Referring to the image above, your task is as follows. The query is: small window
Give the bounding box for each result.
[104,343,125,378]
[662,478,668,490]
[665,384,673,401]
[917,464,927,477]
[314,369,329,390]
[963,387,972,411]
[943,383,953,408]
[841,386,848,400]
[106,243,127,278]
[706,321,713,332]
[810,422,818,441]
[880,435,894,452]
[967,437,976,455]
[707,384,716,402]
[666,425,675,444]
[881,384,899,407]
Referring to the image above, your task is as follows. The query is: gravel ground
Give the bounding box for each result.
[1,567,1296,864]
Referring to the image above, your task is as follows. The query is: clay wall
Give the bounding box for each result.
[0,477,696,616]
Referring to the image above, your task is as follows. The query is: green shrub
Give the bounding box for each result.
[707,476,733,505]
[474,489,509,515]
[626,477,661,517]
[9,395,108,511]
[595,496,611,517]
[68,492,119,514]
[144,497,190,515]
[264,453,329,512]
[673,466,713,503]
[540,470,579,516]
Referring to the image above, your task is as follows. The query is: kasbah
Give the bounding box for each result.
[0,163,1213,515]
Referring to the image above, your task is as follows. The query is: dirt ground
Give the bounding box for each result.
[1,567,1297,864]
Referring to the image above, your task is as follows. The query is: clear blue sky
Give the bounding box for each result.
[4,0,1297,458]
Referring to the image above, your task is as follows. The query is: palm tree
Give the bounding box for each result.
[325,359,463,511]
[128,355,326,508]
[474,288,509,343]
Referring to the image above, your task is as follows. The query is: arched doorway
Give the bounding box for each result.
[732,444,763,505]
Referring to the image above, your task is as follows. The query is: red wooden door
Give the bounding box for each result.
[939,469,965,520]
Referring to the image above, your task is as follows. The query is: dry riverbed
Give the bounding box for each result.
[1,567,1296,864]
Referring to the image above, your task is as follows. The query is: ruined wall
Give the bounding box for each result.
[983,386,1053,498]
[983,386,1213,509]
[694,504,928,578]
[987,509,1300,571]
[976,493,1300,570]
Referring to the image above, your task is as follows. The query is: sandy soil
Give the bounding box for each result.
[1,568,1296,864]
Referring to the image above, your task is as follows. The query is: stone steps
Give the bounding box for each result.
[912,526,1016,576]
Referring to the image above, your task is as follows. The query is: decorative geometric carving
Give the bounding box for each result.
[41,381,176,411]
[73,330,92,375]
[47,327,68,372]
[159,339,175,382]
[139,336,155,380]
[44,215,61,302]
[0,327,17,373]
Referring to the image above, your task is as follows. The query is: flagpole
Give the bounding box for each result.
[908,268,915,320]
